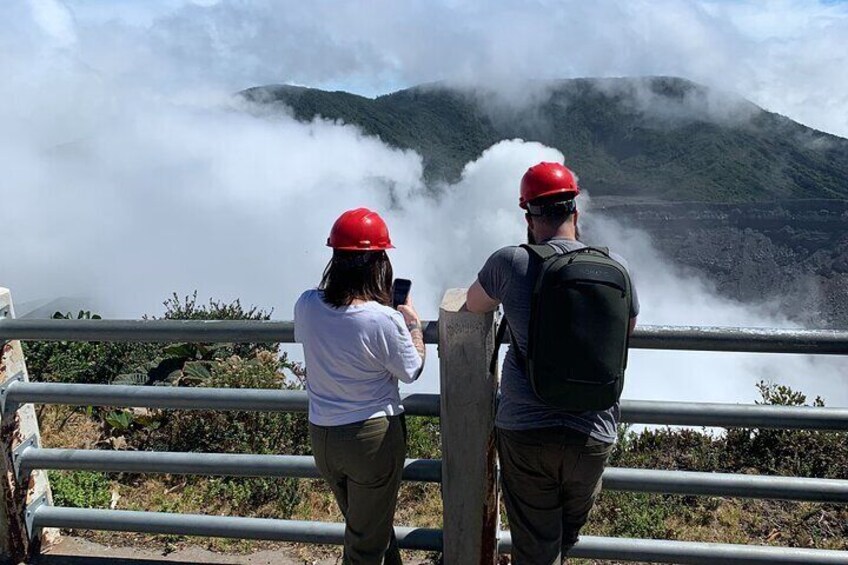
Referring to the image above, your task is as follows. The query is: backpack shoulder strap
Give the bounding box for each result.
[523,242,611,261]
[489,316,508,375]
[520,243,560,262]
[489,315,524,375]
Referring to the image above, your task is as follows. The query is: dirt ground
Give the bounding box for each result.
[29,536,339,565]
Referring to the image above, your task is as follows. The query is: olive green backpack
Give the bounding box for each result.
[491,244,633,411]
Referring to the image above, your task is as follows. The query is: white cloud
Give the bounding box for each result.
[41,0,848,137]
[1,1,846,407]
[29,0,77,48]
[391,140,847,406]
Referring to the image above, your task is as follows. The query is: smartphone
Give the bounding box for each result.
[392,278,412,309]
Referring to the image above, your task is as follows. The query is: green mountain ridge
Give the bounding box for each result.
[241,76,848,203]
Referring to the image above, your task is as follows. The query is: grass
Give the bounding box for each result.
[35,383,848,562]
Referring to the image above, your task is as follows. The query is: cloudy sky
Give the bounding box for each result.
[2,0,847,403]
[24,0,848,138]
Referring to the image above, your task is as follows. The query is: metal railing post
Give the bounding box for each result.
[0,288,55,562]
[438,289,498,564]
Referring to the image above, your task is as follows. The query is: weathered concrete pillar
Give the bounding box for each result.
[438,288,498,565]
[0,288,54,562]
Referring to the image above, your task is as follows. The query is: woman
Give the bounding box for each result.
[294,207,425,565]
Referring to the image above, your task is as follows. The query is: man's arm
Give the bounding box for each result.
[466,279,501,313]
[629,316,637,336]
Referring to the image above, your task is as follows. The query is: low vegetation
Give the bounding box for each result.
[23,294,847,562]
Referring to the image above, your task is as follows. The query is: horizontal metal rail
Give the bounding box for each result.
[0,319,298,344]
[0,319,438,344]
[601,467,848,502]
[622,399,848,430]
[628,325,848,355]
[18,448,441,483]
[28,506,848,564]
[1,382,440,417]
[2,319,848,354]
[29,507,443,551]
[20,447,848,502]
[6,381,848,430]
[498,531,848,564]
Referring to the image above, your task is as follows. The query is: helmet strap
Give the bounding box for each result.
[525,199,576,217]
[333,251,380,267]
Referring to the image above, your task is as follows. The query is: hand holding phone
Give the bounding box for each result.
[392,278,412,309]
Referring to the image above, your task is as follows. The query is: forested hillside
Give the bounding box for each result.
[243,77,848,327]
[242,77,848,202]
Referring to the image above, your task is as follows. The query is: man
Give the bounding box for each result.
[466,161,639,564]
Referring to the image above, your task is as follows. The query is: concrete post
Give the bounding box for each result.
[0,288,54,562]
[438,289,498,564]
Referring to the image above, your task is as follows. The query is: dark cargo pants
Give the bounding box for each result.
[310,415,406,565]
[497,427,613,565]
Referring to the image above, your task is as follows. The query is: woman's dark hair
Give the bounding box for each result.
[319,250,393,308]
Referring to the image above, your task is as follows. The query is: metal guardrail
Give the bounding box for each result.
[601,467,848,502]
[621,399,848,430]
[18,447,848,503]
[27,505,444,550]
[3,314,847,564]
[17,449,442,483]
[0,319,300,345]
[24,504,848,565]
[0,381,440,416]
[497,532,848,565]
[628,325,848,355]
[5,381,847,430]
[3,318,848,354]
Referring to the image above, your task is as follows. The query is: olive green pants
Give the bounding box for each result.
[310,415,406,565]
[498,427,613,565]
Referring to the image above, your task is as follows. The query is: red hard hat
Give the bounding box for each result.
[519,162,580,209]
[327,208,394,251]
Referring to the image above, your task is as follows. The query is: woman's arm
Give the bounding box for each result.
[398,298,426,369]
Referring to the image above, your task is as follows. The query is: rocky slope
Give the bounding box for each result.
[596,199,848,327]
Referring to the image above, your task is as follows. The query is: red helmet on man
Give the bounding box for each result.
[519,162,580,209]
[327,208,394,251]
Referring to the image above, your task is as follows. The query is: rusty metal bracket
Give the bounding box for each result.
[25,494,48,541]
[13,435,38,482]
[0,372,25,415]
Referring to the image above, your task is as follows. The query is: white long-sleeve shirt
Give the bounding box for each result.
[294,289,423,426]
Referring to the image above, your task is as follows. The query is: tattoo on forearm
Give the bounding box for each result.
[407,321,426,363]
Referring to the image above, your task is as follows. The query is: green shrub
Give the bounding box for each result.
[723,381,848,478]
[159,292,278,358]
[406,416,441,459]
[23,338,157,385]
[133,353,308,518]
[49,470,112,509]
[141,354,308,455]
[594,492,677,539]
[203,476,302,518]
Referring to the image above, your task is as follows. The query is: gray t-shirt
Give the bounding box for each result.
[477,238,639,443]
